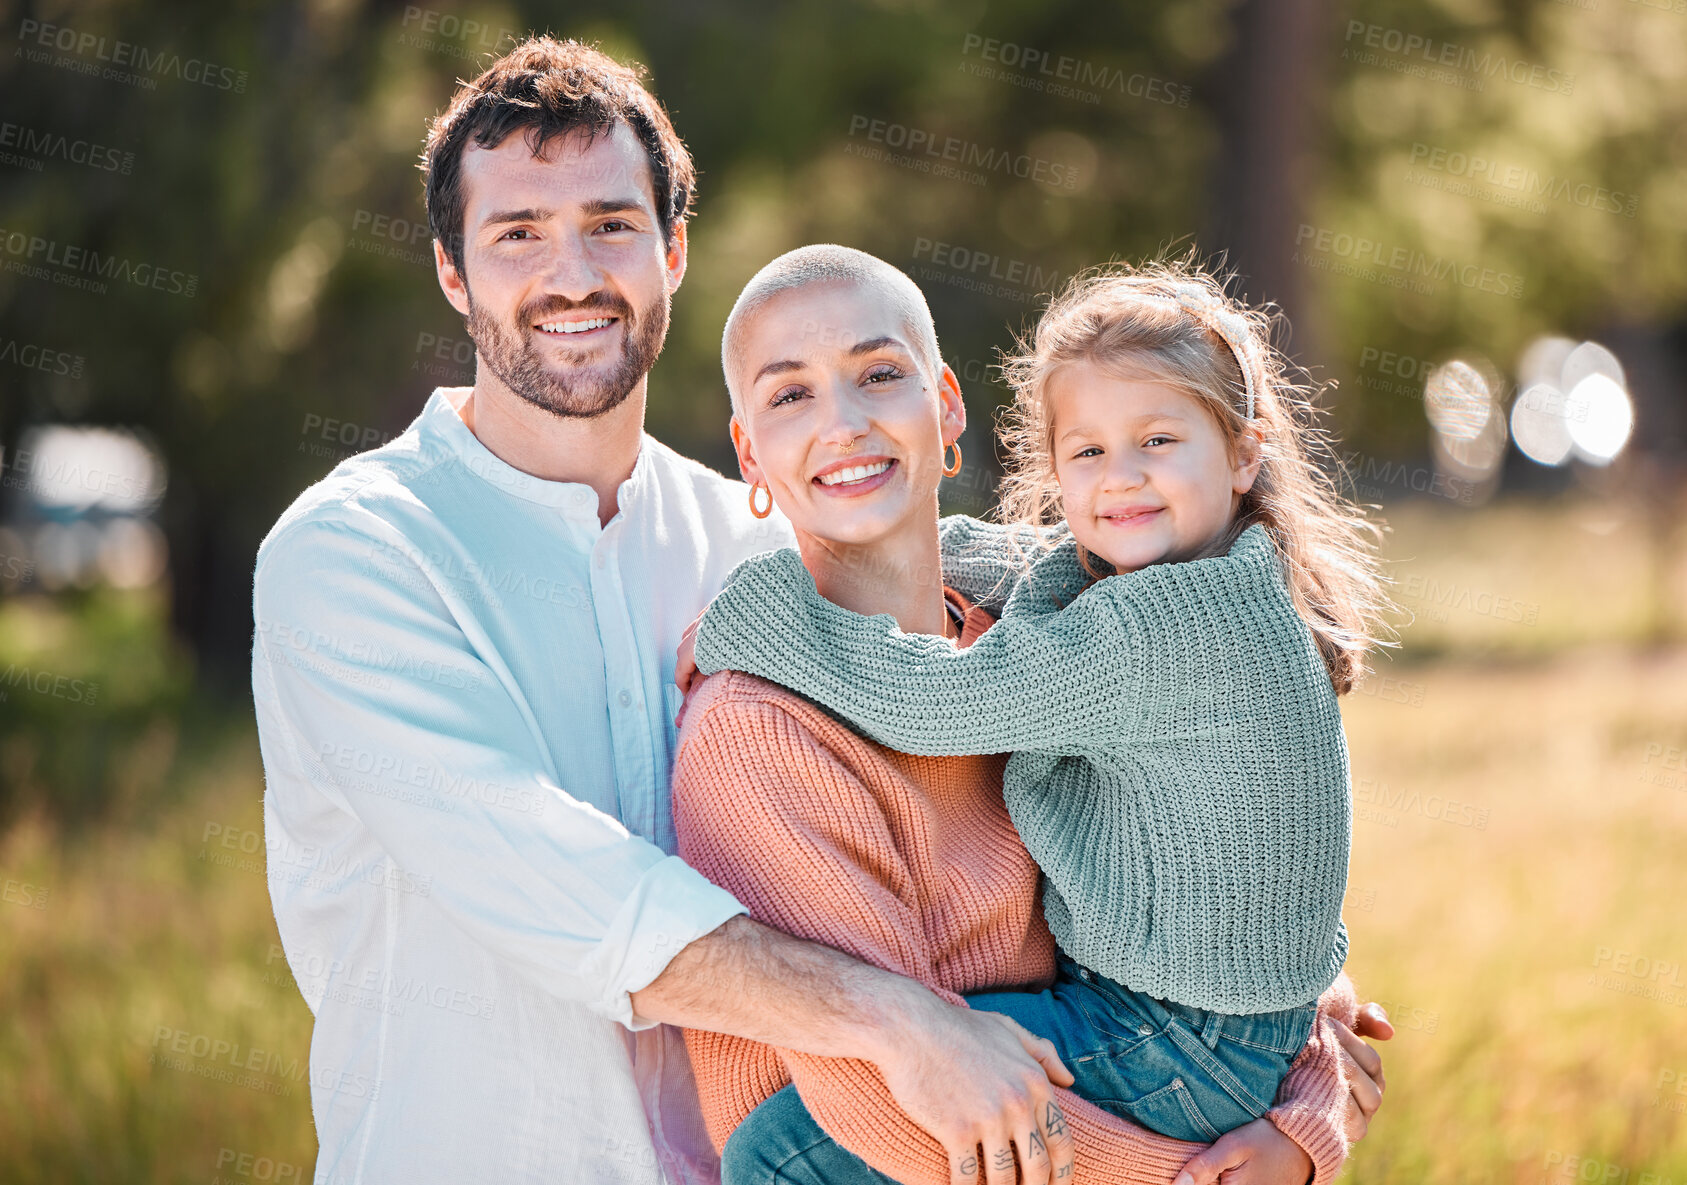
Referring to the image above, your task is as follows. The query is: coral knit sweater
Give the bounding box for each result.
[673,590,1358,1185]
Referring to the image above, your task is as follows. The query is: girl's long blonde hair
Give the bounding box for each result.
[996,258,1394,693]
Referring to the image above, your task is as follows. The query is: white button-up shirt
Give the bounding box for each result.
[251,388,794,1185]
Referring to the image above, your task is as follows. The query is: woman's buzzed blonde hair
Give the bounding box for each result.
[721,244,942,417]
[996,258,1394,693]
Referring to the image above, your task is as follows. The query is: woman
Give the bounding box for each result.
[671,246,1389,1185]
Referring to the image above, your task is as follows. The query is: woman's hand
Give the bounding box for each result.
[1172,1117,1311,1185]
[672,613,705,727]
[1339,1002,1393,1139]
[1174,1001,1393,1185]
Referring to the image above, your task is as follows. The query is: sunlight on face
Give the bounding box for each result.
[452,122,682,418]
[1048,360,1257,572]
[730,281,959,548]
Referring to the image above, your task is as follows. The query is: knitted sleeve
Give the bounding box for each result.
[692,543,1139,759]
[935,515,1060,614]
[1270,974,1361,1184]
[670,676,1355,1185]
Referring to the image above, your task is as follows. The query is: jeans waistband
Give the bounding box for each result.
[1055,953,1318,1055]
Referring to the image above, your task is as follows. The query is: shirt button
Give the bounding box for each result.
[618,690,632,707]
[1138,1025,1153,1036]
[1078,969,1093,981]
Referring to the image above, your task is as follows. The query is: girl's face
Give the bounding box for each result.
[1048,360,1261,573]
[729,281,964,549]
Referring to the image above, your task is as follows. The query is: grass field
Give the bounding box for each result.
[3,497,1686,1184]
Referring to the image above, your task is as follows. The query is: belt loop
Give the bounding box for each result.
[1200,1009,1224,1050]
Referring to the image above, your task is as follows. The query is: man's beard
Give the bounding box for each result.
[465,286,669,419]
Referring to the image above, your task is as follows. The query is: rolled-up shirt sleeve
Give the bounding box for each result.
[254,513,744,1028]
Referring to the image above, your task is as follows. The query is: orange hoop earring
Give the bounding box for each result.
[942,440,963,478]
[748,481,774,519]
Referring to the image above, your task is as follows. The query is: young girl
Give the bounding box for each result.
[689,260,1391,1144]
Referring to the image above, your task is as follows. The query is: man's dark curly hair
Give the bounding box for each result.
[421,35,696,278]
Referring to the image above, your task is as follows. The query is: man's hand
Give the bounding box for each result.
[875,1001,1076,1185]
[631,917,1075,1184]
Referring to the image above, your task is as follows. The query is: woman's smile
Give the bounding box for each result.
[812,456,897,496]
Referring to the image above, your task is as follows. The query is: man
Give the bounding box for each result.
[252,35,1092,1185]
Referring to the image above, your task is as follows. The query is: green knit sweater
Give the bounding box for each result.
[693,517,1351,1015]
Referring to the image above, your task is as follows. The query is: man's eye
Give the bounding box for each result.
[598,220,631,233]
[501,228,534,241]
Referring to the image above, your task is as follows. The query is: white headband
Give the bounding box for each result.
[1158,283,1261,419]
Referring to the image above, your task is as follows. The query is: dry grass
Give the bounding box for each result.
[2,498,1685,1184]
[1343,645,1687,1183]
[0,725,314,1184]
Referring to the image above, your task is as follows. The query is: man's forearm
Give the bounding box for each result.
[640,914,1080,1185]
[630,914,935,1062]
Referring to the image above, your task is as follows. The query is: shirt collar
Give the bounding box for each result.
[421,387,654,520]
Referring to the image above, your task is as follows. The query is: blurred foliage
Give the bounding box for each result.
[0,0,1683,683]
[0,589,194,827]
[1314,0,1687,452]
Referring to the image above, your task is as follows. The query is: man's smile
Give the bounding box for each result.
[536,315,619,337]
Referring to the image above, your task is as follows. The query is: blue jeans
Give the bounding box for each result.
[721,1082,900,1185]
[968,954,1317,1143]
